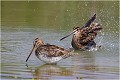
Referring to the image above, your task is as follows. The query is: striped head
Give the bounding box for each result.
[26,38,44,62]
[33,38,44,48]
[60,27,81,41]
[72,27,81,35]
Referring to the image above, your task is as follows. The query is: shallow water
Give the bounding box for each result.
[1,1,119,80]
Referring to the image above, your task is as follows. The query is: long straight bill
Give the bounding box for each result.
[60,30,76,41]
[26,45,35,62]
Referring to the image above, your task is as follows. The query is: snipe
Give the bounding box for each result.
[60,14,102,50]
[26,38,77,64]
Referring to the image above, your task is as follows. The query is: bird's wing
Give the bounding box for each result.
[79,32,97,44]
[36,44,70,58]
[82,14,96,29]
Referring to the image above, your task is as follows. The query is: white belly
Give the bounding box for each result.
[37,55,63,64]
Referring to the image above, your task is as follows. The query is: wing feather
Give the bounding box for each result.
[35,44,70,58]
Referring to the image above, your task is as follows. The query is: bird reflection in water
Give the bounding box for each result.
[27,64,73,80]
[26,52,99,80]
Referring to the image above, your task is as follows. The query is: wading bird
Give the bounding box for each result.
[26,38,77,64]
[60,14,102,50]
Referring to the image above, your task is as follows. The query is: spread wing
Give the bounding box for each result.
[81,14,96,29]
[79,22,98,44]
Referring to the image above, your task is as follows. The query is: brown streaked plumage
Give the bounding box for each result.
[26,38,76,64]
[60,14,102,50]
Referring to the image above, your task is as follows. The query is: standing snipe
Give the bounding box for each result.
[26,38,77,64]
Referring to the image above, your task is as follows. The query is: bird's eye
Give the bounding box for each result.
[73,27,79,30]
[76,27,79,31]
[33,40,37,44]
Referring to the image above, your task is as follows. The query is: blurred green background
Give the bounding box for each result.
[1,1,119,31]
